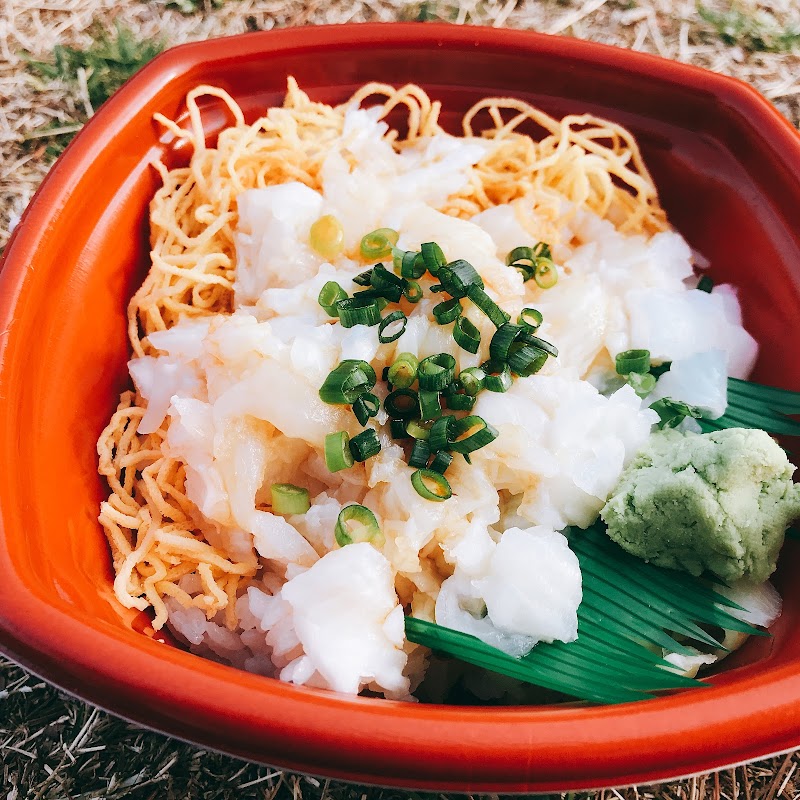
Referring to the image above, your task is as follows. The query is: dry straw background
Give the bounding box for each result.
[1,0,800,797]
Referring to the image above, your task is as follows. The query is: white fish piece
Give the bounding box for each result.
[475,526,581,643]
[471,202,535,259]
[649,350,728,419]
[280,543,410,697]
[213,358,351,448]
[148,318,211,360]
[129,355,203,435]
[714,579,782,628]
[472,377,656,530]
[625,287,758,377]
[234,183,324,304]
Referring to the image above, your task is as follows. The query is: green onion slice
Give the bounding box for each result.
[489,323,526,361]
[335,504,382,547]
[459,367,486,396]
[324,431,354,473]
[378,311,408,343]
[360,228,399,261]
[418,389,442,422]
[390,419,409,439]
[447,415,499,453]
[349,428,381,462]
[335,296,382,328]
[466,285,510,328]
[353,393,380,426]
[615,349,651,375]
[309,214,344,260]
[697,275,714,293]
[270,483,310,515]
[518,307,543,330]
[406,419,433,440]
[318,281,348,317]
[507,343,549,377]
[534,259,558,289]
[627,371,657,398]
[481,360,512,393]
[411,469,452,502]
[370,263,405,302]
[520,331,558,358]
[418,353,457,391]
[437,260,484,299]
[430,451,453,475]
[319,360,376,404]
[445,392,475,411]
[353,270,374,287]
[421,242,446,275]
[403,280,423,303]
[408,438,432,469]
[384,388,419,419]
[429,415,454,452]
[387,353,419,389]
[433,298,463,325]
[395,249,426,279]
[650,397,703,430]
[453,316,481,354]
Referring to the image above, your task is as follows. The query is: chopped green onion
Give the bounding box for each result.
[615,349,651,375]
[506,243,553,283]
[385,388,418,419]
[378,311,408,343]
[697,275,714,293]
[319,360,376,404]
[437,260,484,299]
[390,419,409,439]
[335,504,382,547]
[353,393,380,426]
[335,296,382,328]
[270,483,310,515]
[309,214,344,260]
[459,367,486,396]
[349,429,381,462]
[406,419,432,440]
[433,298,463,325]
[534,259,558,289]
[395,249,426,279]
[421,242,446,275]
[445,393,475,412]
[447,415,498,453]
[411,469,452,502]
[409,438,432,469]
[387,353,419,389]
[324,431,354,472]
[403,280,423,303]
[370,264,404,302]
[453,316,481,354]
[360,228,399,261]
[418,353,457,391]
[520,332,558,358]
[318,281,348,317]
[353,270,374,287]
[418,389,442,421]
[481,360,512,393]
[429,416,454,452]
[518,307,543,330]
[489,323,526,361]
[650,398,703,430]
[627,372,657,398]
[466,285,510,327]
[430,451,453,475]
[507,343,549,377]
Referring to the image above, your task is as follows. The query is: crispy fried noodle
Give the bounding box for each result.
[97,79,668,630]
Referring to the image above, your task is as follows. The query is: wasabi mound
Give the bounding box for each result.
[601,428,800,582]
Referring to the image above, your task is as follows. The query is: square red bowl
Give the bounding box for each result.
[1,23,800,793]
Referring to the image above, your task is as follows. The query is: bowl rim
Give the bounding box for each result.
[2,22,800,792]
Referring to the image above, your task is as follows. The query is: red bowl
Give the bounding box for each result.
[2,23,800,792]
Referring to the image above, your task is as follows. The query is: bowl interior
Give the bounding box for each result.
[2,26,800,788]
